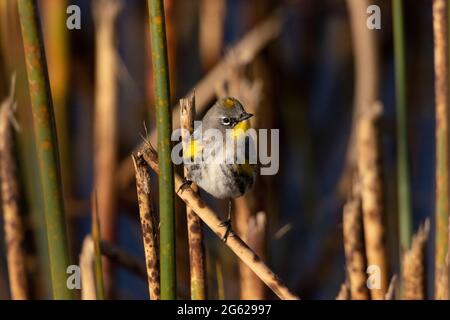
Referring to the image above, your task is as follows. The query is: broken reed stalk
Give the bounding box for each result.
[393,0,412,253]
[138,144,299,300]
[433,0,450,300]
[80,236,97,300]
[131,154,161,300]
[341,0,379,195]
[92,0,122,294]
[336,281,350,300]
[17,0,72,299]
[180,95,207,300]
[240,211,267,300]
[100,240,147,279]
[402,220,430,300]
[0,77,28,299]
[147,0,176,300]
[116,8,284,187]
[91,192,105,300]
[385,275,397,300]
[356,102,388,299]
[342,182,369,300]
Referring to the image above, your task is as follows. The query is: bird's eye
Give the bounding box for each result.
[221,117,231,126]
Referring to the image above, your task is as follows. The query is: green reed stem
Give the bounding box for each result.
[393,0,412,252]
[147,0,176,299]
[17,0,72,299]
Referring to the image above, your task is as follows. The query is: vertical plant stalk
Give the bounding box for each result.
[92,0,121,294]
[147,0,176,300]
[240,211,267,300]
[0,77,28,299]
[41,0,71,210]
[132,154,161,300]
[91,192,105,300]
[342,181,369,300]
[199,0,226,70]
[80,236,97,300]
[356,102,389,299]
[17,0,71,299]
[402,220,430,300]
[215,261,225,300]
[180,95,207,300]
[342,0,379,194]
[433,0,450,300]
[393,0,412,254]
[139,145,299,300]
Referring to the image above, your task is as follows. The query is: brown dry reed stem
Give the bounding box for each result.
[100,240,147,279]
[385,275,397,300]
[131,154,160,300]
[342,183,369,300]
[356,101,388,299]
[138,144,299,300]
[116,8,284,187]
[0,76,28,300]
[199,0,226,70]
[336,281,350,300]
[341,0,379,195]
[80,236,97,300]
[180,95,207,300]
[402,220,430,300]
[240,212,267,300]
[433,0,450,300]
[17,0,72,299]
[92,0,122,294]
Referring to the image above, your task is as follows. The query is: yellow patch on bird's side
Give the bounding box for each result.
[232,120,250,138]
[237,162,255,177]
[223,98,236,108]
[183,139,201,161]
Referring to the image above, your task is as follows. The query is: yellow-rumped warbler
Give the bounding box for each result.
[182,97,256,241]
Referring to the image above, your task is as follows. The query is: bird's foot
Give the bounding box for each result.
[219,218,232,243]
[177,177,193,194]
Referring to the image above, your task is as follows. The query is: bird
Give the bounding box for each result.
[181,97,256,242]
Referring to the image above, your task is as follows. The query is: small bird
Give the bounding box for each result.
[182,97,256,241]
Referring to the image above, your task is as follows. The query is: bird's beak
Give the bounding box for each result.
[239,112,254,122]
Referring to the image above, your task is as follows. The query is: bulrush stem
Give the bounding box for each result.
[393,0,412,254]
[432,0,450,300]
[138,144,299,300]
[180,95,207,300]
[17,0,71,299]
[92,0,122,294]
[341,0,379,195]
[132,154,161,300]
[356,102,388,299]
[342,181,369,300]
[240,211,267,299]
[0,76,28,299]
[147,0,176,299]
[402,220,430,300]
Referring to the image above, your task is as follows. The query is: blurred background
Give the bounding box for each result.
[0,0,440,299]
